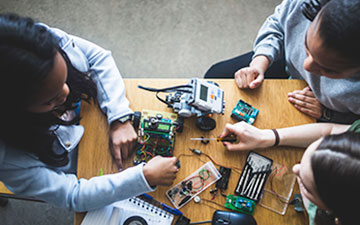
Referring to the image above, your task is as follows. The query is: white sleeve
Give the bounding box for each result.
[0,161,155,212]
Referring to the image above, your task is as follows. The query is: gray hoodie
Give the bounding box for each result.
[253,0,360,120]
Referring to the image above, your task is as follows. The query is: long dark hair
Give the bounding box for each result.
[312,132,360,225]
[318,0,360,65]
[0,13,97,167]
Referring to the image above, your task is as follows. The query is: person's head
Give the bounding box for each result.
[0,13,96,166]
[303,0,360,78]
[293,132,360,225]
[0,14,71,113]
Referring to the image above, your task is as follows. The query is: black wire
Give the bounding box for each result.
[138,84,192,93]
[189,220,212,225]
[156,92,173,107]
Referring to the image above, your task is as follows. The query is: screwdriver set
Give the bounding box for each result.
[235,151,272,202]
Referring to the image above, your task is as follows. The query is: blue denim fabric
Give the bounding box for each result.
[0,25,154,212]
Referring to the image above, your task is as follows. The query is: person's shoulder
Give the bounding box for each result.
[35,23,72,49]
[280,0,305,14]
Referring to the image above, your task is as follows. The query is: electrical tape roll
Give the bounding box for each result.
[123,216,148,225]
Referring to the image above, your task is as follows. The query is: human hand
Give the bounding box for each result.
[235,66,264,89]
[110,121,137,169]
[288,86,323,119]
[219,122,275,151]
[143,156,179,186]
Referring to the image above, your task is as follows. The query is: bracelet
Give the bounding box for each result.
[272,129,280,147]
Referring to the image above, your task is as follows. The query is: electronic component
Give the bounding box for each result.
[291,194,305,213]
[175,160,181,169]
[235,151,272,202]
[231,99,259,124]
[174,215,191,225]
[138,78,226,131]
[133,110,180,165]
[166,161,221,209]
[193,196,201,203]
[189,148,202,155]
[216,166,231,190]
[212,210,257,225]
[224,194,256,215]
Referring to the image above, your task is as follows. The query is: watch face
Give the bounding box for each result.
[119,114,132,123]
[322,108,331,120]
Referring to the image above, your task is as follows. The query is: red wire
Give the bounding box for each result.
[269,169,288,204]
[210,190,217,200]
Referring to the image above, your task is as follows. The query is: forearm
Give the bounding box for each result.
[71,35,133,123]
[249,55,270,74]
[261,123,350,148]
[1,163,154,212]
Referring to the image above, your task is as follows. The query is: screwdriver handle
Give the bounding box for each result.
[217,135,237,143]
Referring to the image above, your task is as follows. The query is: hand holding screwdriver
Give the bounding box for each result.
[216,134,237,143]
[219,121,275,151]
[190,135,237,143]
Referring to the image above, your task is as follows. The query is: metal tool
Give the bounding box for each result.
[250,166,264,199]
[236,164,248,193]
[254,165,270,200]
[190,135,237,143]
[244,175,255,196]
[241,165,252,195]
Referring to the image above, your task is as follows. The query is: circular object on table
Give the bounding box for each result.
[194,196,201,203]
[196,116,216,131]
[123,216,148,225]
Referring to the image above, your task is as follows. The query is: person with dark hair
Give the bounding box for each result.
[219,119,360,225]
[205,0,360,124]
[0,13,179,211]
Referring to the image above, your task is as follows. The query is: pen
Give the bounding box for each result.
[141,193,153,200]
[161,203,183,216]
[141,193,182,215]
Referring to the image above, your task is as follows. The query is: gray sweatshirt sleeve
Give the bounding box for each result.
[253,0,295,65]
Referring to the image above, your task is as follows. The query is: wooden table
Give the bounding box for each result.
[75,79,314,225]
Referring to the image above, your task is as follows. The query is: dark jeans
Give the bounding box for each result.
[204,51,288,79]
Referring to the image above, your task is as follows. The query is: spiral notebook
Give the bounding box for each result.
[81,197,174,225]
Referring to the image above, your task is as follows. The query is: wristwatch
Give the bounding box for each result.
[117,113,134,124]
[320,108,332,121]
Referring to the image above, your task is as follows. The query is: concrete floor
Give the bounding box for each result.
[0,0,281,224]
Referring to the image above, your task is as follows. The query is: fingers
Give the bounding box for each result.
[170,157,180,172]
[293,104,322,118]
[224,139,248,151]
[161,157,178,185]
[111,143,123,169]
[144,156,179,186]
[303,86,311,91]
[288,95,315,108]
[121,144,129,160]
[235,67,263,89]
[288,89,323,119]
[249,73,264,89]
[288,92,317,104]
[219,123,233,138]
[120,140,136,160]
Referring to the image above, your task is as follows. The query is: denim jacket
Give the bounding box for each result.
[0,25,154,212]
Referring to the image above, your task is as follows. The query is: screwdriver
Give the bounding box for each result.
[190,135,237,143]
